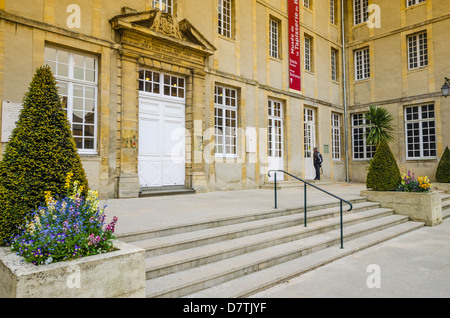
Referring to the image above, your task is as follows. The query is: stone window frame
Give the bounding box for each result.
[139,69,186,99]
[303,0,311,9]
[218,0,232,38]
[404,103,437,160]
[351,113,376,161]
[331,113,341,161]
[406,0,425,8]
[214,85,238,157]
[330,0,337,25]
[331,48,338,81]
[304,35,313,72]
[354,47,370,81]
[152,0,174,14]
[269,18,280,59]
[268,99,284,158]
[44,46,98,154]
[353,0,368,25]
[407,31,428,70]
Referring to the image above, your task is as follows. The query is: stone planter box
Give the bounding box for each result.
[361,190,442,227]
[0,240,145,298]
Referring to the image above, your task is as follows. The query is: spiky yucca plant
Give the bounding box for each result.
[364,105,395,147]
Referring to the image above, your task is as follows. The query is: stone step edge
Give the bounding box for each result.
[145,215,409,298]
[117,197,368,243]
[135,201,381,257]
[186,221,425,298]
[145,208,394,279]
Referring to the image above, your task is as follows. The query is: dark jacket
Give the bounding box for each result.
[313,151,323,166]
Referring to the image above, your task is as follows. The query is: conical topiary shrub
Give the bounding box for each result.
[0,65,89,245]
[366,140,401,191]
[436,146,450,183]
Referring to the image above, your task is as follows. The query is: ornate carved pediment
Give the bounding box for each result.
[133,10,183,40]
[110,9,216,56]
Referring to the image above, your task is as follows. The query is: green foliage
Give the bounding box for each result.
[365,105,395,146]
[10,180,117,266]
[366,140,401,191]
[0,65,88,245]
[436,146,450,183]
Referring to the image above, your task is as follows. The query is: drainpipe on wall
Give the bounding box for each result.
[341,0,350,183]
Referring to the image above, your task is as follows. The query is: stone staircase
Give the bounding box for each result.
[139,185,196,198]
[439,191,450,219]
[113,191,450,298]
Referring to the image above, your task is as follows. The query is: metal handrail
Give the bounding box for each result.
[268,170,353,249]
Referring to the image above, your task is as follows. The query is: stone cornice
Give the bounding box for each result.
[0,10,119,49]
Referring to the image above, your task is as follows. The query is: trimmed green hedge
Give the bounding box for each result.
[366,140,401,191]
[436,146,450,183]
[0,65,88,245]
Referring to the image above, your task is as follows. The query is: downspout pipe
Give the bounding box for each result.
[341,0,350,182]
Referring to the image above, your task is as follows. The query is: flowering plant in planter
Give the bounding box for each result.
[9,172,118,265]
[397,171,431,193]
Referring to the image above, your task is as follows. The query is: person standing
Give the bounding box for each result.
[313,147,323,180]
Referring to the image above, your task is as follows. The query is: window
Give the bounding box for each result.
[354,0,368,25]
[405,104,436,159]
[269,19,280,59]
[268,100,283,158]
[354,47,370,80]
[330,0,337,24]
[215,86,237,156]
[304,36,312,72]
[303,0,311,9]
[407,0,425,7]
[218,0,232,38]
[352,113,376,160]
[331,49,338,81]
[332,113,341,160]
[44,46,98,154]
[408,32,428,70]
[153,0,173,14]
[139,70,185,98]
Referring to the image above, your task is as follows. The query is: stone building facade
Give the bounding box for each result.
[345,0,450,182]
[0,1,448,199]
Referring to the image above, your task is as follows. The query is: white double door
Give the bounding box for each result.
[304,107,316,180]
[268,100,284,181]
[138,94,185,188]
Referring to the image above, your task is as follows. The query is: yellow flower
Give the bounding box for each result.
[65,171,74,189]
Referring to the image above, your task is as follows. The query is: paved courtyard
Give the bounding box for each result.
[103,182,450,298]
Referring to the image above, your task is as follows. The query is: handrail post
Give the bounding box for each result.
[274,172,277,209]
[268,169,351,249]
[304,185,307,227]
[340,200,344,249]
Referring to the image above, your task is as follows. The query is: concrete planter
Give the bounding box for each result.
[361,190,442,227]
[0,240,145,298]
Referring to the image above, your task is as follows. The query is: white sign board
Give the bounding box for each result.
[2,101,22,143]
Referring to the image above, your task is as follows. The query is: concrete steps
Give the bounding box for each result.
[139,186,195,198]
[132,201,379,258]
[441,193,450,219]
[119,196,426,298]
[192,221,424,298]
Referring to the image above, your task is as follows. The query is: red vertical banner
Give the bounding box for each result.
[288,0,301,91]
